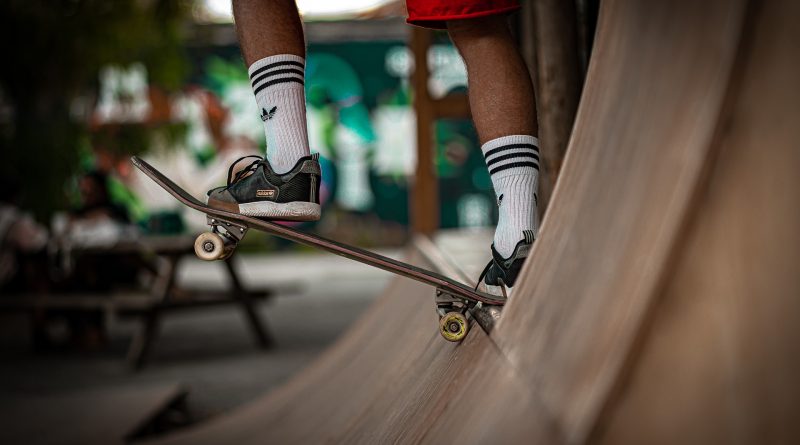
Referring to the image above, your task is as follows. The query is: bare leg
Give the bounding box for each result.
[449,15,539,293]
[448,16,538,143]
[206,1,319,221]
[233,0,306,63]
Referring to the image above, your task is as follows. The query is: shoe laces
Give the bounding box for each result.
[476,260,493,290]
[225,155,263,189]
[476,259,508,298]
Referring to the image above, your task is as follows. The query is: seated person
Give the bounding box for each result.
[53,170,139,291]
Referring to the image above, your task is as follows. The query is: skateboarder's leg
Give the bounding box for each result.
[233,0,305,65]
[205,0,320,221]
[233,0,309,174]
[447,16,538,143]
[448,15,539,293]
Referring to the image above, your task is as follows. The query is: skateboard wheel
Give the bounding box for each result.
[439,312,468,342]
[194,232,227,261]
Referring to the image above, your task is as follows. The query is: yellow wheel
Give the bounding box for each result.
[439,312,468,342]
[194,232,226,261]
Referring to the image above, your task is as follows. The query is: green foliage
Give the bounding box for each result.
[204,56,250,97]
[91,122,188,157]
[0,0,190,219]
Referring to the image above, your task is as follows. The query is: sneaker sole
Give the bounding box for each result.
[237,201,321,221]
[207,197,321,222]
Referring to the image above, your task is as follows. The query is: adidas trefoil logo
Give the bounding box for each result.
[260,106,277,121]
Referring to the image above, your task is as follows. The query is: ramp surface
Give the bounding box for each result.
[155,0,800,442]
[1,384,185,445]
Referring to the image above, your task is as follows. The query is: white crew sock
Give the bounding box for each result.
[248,54,310,174]
[481,135,540,258]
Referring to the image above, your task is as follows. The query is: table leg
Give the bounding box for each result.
[127,307,161,370]
[224,257,274,349]
[127,254,178,370]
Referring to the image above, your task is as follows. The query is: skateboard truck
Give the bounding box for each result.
[194,216,248,261]
[436,288,503,342]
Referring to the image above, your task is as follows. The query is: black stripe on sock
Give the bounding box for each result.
[253,77,305,96]
[483,143,539,160]
[249,60,304,80]
[488,161,539,175]
[523,230,535,243]
[486,151,539,167]
[251,68,305,89]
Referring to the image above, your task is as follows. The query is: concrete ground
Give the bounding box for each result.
[0,250,394,429]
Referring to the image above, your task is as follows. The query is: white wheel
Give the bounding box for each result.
[194,232,226,261]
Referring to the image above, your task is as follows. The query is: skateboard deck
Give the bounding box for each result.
[131,156,504,341]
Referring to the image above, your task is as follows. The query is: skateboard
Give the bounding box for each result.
[131,156,504,341]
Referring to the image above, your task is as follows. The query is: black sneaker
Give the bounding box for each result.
[476,230,535,298]
[207,154,321,221]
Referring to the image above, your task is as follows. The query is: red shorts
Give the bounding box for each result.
[406,0,521,29]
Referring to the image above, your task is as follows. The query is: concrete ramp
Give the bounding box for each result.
[155,0,800,442]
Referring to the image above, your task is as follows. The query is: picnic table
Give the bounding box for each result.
[0,235,274,369]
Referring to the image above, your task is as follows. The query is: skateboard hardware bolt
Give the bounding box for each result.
[203,242,215,252]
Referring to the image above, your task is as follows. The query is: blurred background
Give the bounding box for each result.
[0,0,596,443]
[0,0,502,243]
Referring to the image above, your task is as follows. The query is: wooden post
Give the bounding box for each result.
[410,27,438,235]
[520,0,582,215]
